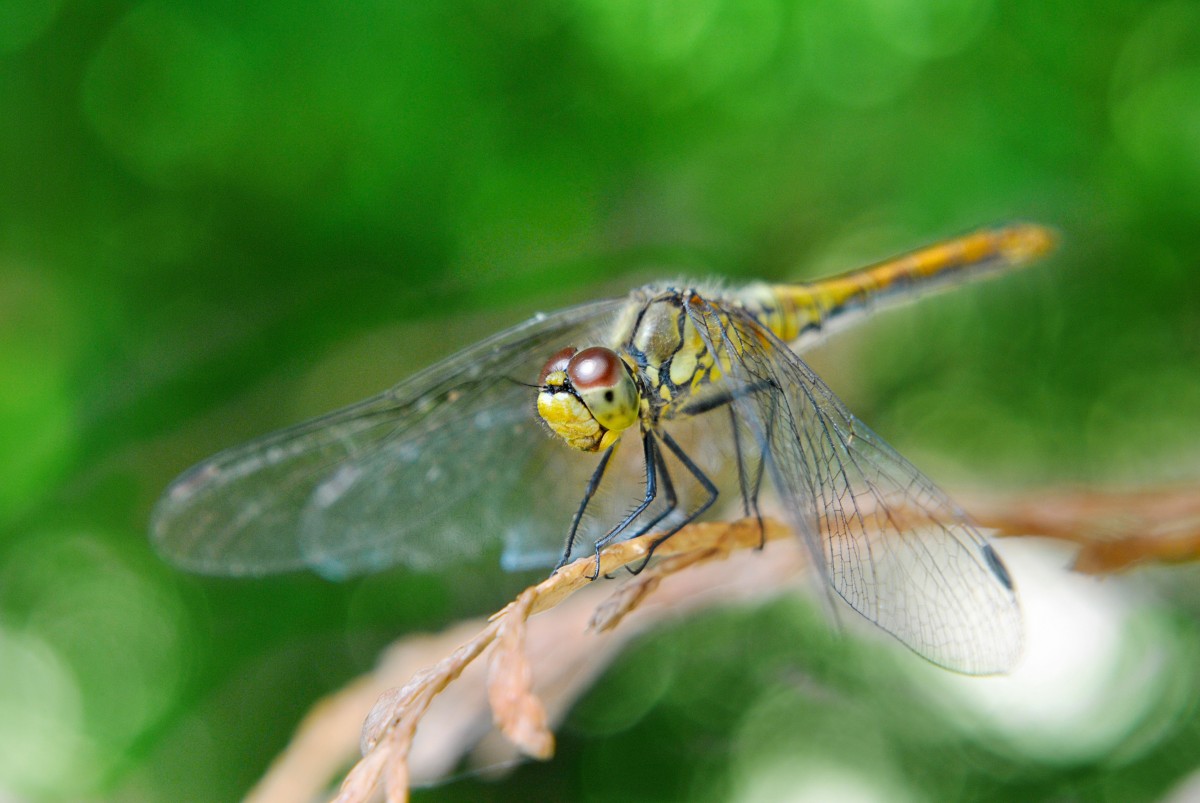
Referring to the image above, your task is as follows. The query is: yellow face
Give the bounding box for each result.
[536,346,640,452]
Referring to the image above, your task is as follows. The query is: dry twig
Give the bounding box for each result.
[970,485,1200,573]
[326,518,787,803]
[245,485,1200,803]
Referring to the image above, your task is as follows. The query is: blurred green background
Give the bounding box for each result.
[3,1,1200,801]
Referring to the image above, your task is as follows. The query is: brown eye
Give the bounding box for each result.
[538,346,578,385]
[567,346,640,432]
[566,347,623,390]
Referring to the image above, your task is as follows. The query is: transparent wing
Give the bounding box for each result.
[686,296,1022,674]
[151,297,627,578]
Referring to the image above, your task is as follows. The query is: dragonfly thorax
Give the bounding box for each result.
[536,345,641,452]
[623,291,724,409]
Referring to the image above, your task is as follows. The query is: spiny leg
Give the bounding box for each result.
[589,432,659,579]
[678,377,779,548]
[614,438,681,575]
[728,405,751,517]
[728,404,767,548]
[751,400,773,544]
[629,430,719,574]
[676,378,777,416]
[744,383,781,549]
[555,444,616,572]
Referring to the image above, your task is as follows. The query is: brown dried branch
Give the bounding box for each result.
[589,520,763,632]
[324,518,791,803]
[246,485,1199,803]
[970,485,1200,573]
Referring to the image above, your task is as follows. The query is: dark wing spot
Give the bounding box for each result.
[982,543,1014,591]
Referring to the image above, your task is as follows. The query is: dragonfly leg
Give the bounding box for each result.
[588,432,660,580]
[628,430,719,574]
[554,444,616,572]
[676,377,779,548]
[674,378,777,417]
[728,404,768,549]
[610,438,681,574]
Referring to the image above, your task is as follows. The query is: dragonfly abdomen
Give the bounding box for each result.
[749,223,1055,348]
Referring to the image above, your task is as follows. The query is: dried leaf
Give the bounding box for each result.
[360,686,407,755]
[488,590,554,759]
[332,746,389,803]
[382,730,412,803]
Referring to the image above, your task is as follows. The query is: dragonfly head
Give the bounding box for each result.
[536,346,640,452]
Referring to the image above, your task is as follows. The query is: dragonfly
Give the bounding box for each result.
[151,223,1054,675]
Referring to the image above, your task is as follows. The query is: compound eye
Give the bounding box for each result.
[538,346,577,386]
[566,347,623,391]
[568,347,639,432]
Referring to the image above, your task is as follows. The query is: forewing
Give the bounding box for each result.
[151,297,626,577]
[687,297,1022,674]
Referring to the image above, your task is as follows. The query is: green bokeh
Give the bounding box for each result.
[2,1,1199,800]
